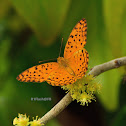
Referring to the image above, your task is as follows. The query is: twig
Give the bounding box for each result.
[40,93,72,124]
[40,56,126,125]
[88,56,126,76]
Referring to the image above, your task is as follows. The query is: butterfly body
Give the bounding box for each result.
[57,57,75,76]
[17,18,89,86]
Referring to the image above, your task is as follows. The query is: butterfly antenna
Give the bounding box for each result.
[39,38,63,63]
[39,58,56,63]
[59,38,63,57]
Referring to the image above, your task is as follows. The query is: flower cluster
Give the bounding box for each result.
[61,74,101,106]
[13,113,43,126]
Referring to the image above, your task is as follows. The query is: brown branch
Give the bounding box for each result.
[40,93,72,124]
[40,56,126,125]
[88,57,126,76]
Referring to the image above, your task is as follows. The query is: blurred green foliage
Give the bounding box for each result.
[11,0,70,46]
[0,0,126,126]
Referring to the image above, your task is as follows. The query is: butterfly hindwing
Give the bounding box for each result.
[67,48,89,78]
[47,66,76,86]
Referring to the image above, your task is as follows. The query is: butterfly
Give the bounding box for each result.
[16,18,89,86]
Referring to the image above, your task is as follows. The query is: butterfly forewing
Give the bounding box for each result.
[64,18,87,59]
[16,62,59,83]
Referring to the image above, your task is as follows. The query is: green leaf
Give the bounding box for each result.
[0,0,10,19]
[103,0,126,57]
[97,0,126,111]
[10,0,70,45]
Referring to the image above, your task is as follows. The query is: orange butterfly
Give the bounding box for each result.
[17,18,89,86]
